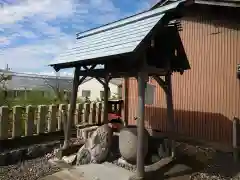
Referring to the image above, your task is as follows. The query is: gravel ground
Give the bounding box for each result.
[176,143,240,180]
[108,141,240,180]
[190,151,240,180]
[0,137,240,180]
[0,138,84,180]
[0,152,61,180]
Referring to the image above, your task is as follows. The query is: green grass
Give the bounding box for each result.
[0,89,67,107]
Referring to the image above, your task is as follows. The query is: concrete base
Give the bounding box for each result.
[41,163,134,180]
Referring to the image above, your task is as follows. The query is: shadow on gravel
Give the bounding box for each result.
[0,141,60,166]
[148,143,240,180]
[145,152,206,180]
[195,151,240,179]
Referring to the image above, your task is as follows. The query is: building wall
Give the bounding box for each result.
[1,71,73,91]
[77,78,119,101]
[126,14,240,145]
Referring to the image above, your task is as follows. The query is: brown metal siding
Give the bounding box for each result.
[126,18,240,145]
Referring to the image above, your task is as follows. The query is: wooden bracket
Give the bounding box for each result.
[152,75,167,92]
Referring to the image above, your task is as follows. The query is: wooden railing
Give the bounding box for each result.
[0,102,105,140]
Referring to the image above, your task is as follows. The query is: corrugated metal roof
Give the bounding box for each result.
[0,70,83,91]
[50,0,185,68]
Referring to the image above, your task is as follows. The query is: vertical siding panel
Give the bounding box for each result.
[126,11,239,145]
[207,17,213,142]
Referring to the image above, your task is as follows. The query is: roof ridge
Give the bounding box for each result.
[76,0,184,40]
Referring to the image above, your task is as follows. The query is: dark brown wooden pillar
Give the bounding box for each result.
[165,72,176,157]
[135,72,147,180]
[123,77,129,126]
[103,77,110,124]
[63,67,81,149]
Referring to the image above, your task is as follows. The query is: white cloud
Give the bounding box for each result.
[0,0,151,74]
[0,0,74,25]
[0,36,75,71]
[0,36,10,46]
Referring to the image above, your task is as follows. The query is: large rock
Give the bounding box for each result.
[119,126,149,164]
[76,124,113,165]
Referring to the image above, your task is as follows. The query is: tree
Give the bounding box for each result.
[0,72,12,106]
[43,72,72,101]
[0,72,12,89]
[43,72,61,101]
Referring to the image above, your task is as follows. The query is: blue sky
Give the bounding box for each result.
[0,0,157,76]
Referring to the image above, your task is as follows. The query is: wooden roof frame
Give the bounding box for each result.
[54,1,193,179]
[50,0,190,77]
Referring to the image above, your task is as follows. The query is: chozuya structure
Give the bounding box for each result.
[49,0,192,179]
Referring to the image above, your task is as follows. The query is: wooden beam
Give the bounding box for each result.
[82,65,97,71]
[152,75,167,92]
[78,69,136,78]
[95,77,105,86]
[143,66,166,75]
[78,67,167,78]
[63,67,80,149]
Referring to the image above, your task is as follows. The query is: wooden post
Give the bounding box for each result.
[123,77,129,126]
[63,67,80,149]
[75,103,83,125]
[48,105,57,132]
[165,72,176,157]
[83,103,90,124]
[25,105,35,136]
[134,71,147,180]
[37,105,47,134]
[96,102,102,125]
[12,106,23,138]
[89,102,96,124]
[103,77,109,124]
[233,117,239,162]
[0,106,9,140]
[63,68,87,149]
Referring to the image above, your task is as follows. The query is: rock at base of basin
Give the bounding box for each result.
[119,127,149,164]
[76,148,91,165]
[76,124,113,165]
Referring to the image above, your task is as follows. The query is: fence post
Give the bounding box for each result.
[58,104,67,131]
[96,102,102,125]
[12,106,23,138]
[89,102,96,125]
[67,104,75,128]
[233,117,239,162]
[48,105,57,132]
[25,105,35,136]
[83,103,90,124]
[101,103,104,124]
[37,105,47,134]
[75,103,83,125]
[0,106,9,140]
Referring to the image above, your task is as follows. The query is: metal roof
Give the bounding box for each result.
[49,0,186,69]
[151,0,240,9]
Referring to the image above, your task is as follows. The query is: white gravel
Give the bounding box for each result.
[0,152,61,180]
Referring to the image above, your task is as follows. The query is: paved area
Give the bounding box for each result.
[40,163,134,180]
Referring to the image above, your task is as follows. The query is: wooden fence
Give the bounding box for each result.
[0,102,105,140]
